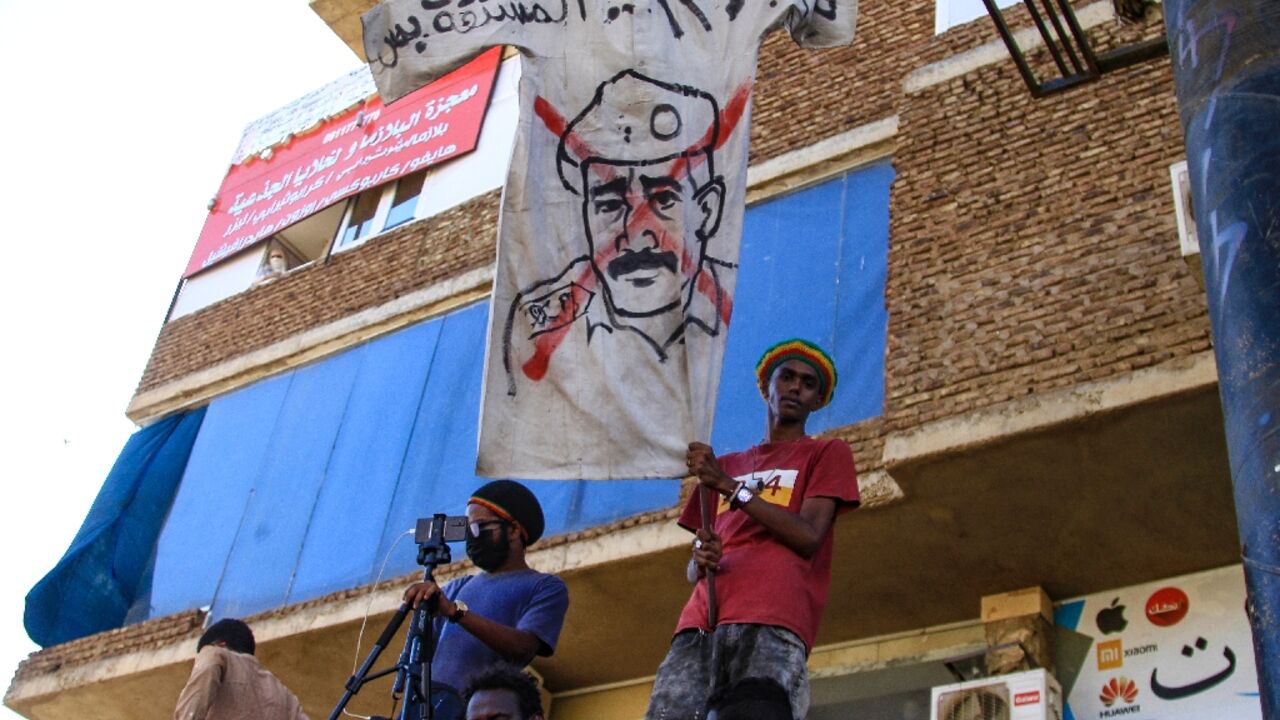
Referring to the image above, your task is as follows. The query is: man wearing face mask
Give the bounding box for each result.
[403,480,570,698]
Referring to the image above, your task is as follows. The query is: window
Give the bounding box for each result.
[251,240,295,287]
[332,170,430,253]
[936,0,1015,34]
[384,171,428,230]
[336,189,383,251]
[171,202,347,318]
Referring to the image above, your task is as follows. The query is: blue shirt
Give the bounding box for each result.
[429,569,569,694]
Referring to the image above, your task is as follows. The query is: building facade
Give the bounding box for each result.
[8,0,1261,718]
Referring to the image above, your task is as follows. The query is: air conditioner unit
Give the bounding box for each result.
[931,668,1063,720]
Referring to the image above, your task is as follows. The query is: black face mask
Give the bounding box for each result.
[466,524,510,571]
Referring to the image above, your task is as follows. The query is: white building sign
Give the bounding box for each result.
[1056,565,1261,720]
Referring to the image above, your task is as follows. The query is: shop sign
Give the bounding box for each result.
[1055,565,1261,720]
[182,47,502,278]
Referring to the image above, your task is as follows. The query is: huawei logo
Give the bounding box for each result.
[1100,677,1139,707]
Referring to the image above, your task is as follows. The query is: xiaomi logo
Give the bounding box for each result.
[1097,639,1124,670]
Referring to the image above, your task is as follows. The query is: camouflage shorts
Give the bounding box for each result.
[644,624,809,720]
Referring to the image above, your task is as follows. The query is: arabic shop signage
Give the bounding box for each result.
[182,46,502,278]
[1056,565,1261,720]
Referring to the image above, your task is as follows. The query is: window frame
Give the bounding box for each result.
[330,171,432,254]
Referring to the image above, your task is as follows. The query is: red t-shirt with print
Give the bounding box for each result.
[674,436,859,653]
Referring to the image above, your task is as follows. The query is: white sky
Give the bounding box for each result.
[0,1,359,715]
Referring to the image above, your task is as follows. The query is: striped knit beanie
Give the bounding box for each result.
[470,480,546,544]
[755,339,838,408]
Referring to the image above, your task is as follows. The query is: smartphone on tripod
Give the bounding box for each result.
[328,513,469,720]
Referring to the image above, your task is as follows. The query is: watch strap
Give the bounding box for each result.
[448,600,468,623]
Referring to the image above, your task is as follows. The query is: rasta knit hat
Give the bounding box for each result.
[755,338,838,408]
[469,480,546,544]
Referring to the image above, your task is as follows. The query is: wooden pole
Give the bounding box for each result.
[699,485,718,627]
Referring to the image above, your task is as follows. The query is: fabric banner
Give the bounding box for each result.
[363,0,856,479]
[25,408,207,647]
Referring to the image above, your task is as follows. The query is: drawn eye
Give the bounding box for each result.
[649,190,680,214]
[593,198,626,218]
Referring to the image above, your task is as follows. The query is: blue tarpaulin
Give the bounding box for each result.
[711,161,892,445]
[25,408,207,647]
[42,160,894,633]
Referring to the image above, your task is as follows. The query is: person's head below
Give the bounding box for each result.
[197,618,256,656]
[705,677,793,720]
[558,70,726,322]
[464,665,545,720]
[755,339,837,436]
[465,480,546,574]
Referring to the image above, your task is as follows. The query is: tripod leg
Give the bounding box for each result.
[328,603,412,720]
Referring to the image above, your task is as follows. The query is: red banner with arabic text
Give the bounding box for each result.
[183,47,502,278]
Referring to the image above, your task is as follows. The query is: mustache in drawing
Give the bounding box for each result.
[607,249,679,279]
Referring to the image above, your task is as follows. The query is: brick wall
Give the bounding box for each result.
[884,20,1211,432]
[137,190,500,392]
[10,609,205,682]
[135,0,933,399]
[135,2,1208,452]
[750,0,933,163]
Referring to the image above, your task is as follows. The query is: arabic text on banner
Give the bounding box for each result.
[184,48,502,279]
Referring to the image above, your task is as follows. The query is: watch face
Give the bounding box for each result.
[736,487,753,503]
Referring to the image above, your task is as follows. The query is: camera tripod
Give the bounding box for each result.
[328,515,465,720]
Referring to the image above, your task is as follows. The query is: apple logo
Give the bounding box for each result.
[1097,597,1129,635]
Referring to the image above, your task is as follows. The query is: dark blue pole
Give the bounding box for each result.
[1163,0,1280,715]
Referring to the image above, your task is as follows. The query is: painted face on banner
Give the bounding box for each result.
[583,158,697,317]
[559,71,723,320]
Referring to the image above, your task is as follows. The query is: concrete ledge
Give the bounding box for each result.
[882,351,1219,468]
[9,462,903,707]
[857,469,905,509]
[904,2,1116,94]
[310,0,377,58]
[809,619,986,680]
[746,117,897,204]
[126,265,495,425]
[548,619,983,720]
[5,638,193,708]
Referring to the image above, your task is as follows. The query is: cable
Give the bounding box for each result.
[342,527,416,720]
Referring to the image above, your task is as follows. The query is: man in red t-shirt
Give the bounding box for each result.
[645,339,860,720]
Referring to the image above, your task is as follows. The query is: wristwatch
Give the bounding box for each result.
[448,600,469,623]
[729,482,754,511]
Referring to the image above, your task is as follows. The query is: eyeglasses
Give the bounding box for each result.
[469,520,508,537]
